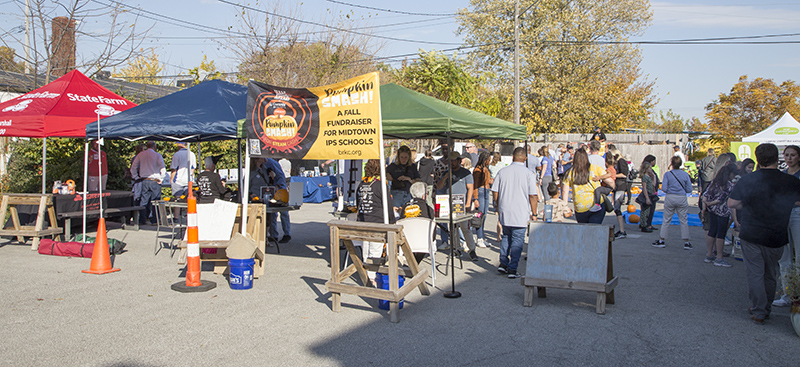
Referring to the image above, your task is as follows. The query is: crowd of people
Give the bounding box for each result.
[126,142,292,244]
[354,137,800,324]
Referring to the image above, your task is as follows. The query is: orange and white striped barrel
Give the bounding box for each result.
[185,182,201,287]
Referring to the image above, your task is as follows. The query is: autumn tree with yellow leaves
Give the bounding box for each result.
[705,75,800,143]
[112,48,164,85]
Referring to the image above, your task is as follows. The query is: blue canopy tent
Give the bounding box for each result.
[85,79,246,142]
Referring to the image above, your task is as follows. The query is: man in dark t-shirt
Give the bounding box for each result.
[196,157,230,204]
[728,143,800,323]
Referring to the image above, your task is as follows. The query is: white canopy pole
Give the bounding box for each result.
[241,143,251,235]
[41,138,46,194]
[377,97,388,225]
[82,141,88,242]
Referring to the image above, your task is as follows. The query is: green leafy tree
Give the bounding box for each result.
[1,138,139,194]
[392,51,504,117]
[457,0,656,134]
[705,75,800,143]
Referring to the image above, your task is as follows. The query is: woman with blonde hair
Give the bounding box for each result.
[386,145,420,208]
[462,157,473,170]
[564,149,606,224]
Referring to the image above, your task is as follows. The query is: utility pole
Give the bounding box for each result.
[24,0,32,74]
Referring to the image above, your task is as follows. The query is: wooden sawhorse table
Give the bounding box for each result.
[326,219,430,323]
[0,194,63,250]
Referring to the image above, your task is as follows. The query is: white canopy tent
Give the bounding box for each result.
[742,112,800,145]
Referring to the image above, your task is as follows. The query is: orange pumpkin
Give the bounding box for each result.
[274,189,289,204]
[627,205,636,213]
[628,214,640,223]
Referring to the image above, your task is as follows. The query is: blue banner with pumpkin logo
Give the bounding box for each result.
[246,72,381,160]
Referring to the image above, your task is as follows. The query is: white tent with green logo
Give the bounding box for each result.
[742,112,800,145]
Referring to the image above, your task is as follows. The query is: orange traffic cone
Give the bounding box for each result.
[82,218,120,274]
[171,182,216,292]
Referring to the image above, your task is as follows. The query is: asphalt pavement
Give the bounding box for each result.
[0,197,796,366]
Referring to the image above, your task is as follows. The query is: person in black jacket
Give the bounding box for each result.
[196,157,230,204]
[357,159,396,285]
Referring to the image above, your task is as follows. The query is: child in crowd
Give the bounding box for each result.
[591,153,617,211]
[542,182,573,222]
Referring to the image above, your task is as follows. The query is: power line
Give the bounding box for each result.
[218,0,463,46]
[89,0,249,37]
[148,16,453,40]
[325,0,458,17]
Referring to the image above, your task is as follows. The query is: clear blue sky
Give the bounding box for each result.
[2,0,799,124]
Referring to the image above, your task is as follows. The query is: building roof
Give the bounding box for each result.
[0,69,178,102]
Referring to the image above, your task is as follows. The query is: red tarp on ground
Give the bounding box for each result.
[0,70,136,138]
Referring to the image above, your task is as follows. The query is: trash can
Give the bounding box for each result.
[374,273,404,310]
[228,258,255,290]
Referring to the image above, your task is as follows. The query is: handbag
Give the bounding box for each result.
[635,192,659,205]
[469,210,486,228]
[635,171,659,206]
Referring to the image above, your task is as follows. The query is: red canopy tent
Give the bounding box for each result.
[0,70,136,137]
[0,70,137,243]
[0,70,136,192]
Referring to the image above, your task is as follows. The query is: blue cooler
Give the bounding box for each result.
[374,274,404,310]
[228,258,255,290]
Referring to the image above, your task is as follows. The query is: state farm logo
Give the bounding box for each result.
[2,99,32,112]
[94,104,119,116]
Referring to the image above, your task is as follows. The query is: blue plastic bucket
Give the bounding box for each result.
[374,274,404,310]
[228,258,255,290]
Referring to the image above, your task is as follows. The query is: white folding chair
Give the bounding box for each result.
[397,217,437,287]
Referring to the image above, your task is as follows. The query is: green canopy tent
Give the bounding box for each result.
[379,83,526,140]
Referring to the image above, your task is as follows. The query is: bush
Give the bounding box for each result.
[1,138,139,193]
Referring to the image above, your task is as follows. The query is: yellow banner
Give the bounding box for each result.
[246,72,381,160]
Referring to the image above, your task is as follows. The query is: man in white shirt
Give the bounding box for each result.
[492,147,538,278]
[130,141,166,225]
[673,145,687,170]
[170,142,197,197]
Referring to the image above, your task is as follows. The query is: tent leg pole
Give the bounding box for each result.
[237,139,242,190]
[196,141,202,172]
[241,143,250,235]
[444,132,461,299]
[42,138,46,194]
[82,141,88,242]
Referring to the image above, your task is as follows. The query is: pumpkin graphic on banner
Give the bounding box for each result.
[250,87,320,155]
